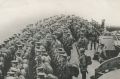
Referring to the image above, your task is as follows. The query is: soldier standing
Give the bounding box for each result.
[79,48,88,79]
[77,33,88,50]
[90,31,98,50]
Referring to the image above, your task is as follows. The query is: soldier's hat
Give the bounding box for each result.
[79,48,85,53]
[7,71,15,75]
[35,48,42,52]
[60,53,67,57]
[42,52,48,55]
[24,38,28,40]
[36,66,44,70]
[4,40,9,43]
[9,37,13,40]
[47,74,58,79]
[56,48,65,54]
[11,60,18,63]
[16,50,21,54]
[80,32,84,35]
[11,36,15,39]
[17,45,23,48]
[100,44,104,47]
[70,63,79,68]
[10,67,18,72]
[39,46,46,51]
[17,44,22,47]
[26,32,31,35]
[37,72,46,77]
[1,43,5,46]
[35,42,42,45]
[41,48,46,52]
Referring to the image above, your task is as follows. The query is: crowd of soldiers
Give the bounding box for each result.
[0,14,103,79]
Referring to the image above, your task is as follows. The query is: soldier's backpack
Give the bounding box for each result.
[85,56,92,65]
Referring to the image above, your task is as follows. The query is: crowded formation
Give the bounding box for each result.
[0,14,106,79]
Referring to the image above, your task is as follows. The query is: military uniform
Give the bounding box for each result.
[79,48,87,79]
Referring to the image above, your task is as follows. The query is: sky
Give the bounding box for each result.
[0,0,120,43]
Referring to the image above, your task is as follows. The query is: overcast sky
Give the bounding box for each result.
[0,0,120,43]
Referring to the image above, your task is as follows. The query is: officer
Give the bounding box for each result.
[35,42,41,48]
[15,51,23,63]
[79,48,88,79]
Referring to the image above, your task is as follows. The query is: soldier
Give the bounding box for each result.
[52,33,63,48]
[77,33,88,50]
[15,51,23,64]
[1,43,8,57]
[35,45,46,56]
[39,45,47,55]
[57,48,68,62]
[4,40,10,49]
[99,44,107,63]
[90,31,98,50]
[46,33,53,43]
[79,48,88,79]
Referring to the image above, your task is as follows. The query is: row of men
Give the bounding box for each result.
[0,14,101,79]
